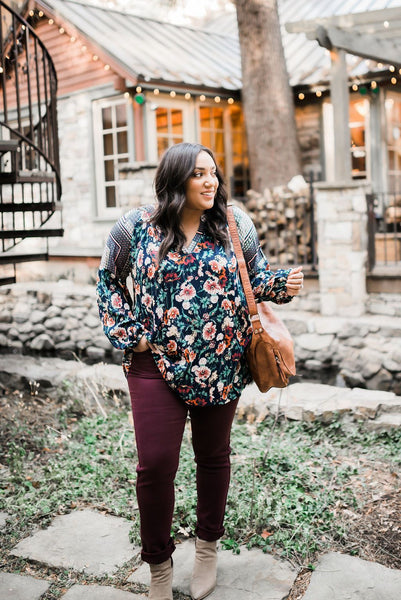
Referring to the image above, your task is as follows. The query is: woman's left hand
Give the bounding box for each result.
[286,265,304,296]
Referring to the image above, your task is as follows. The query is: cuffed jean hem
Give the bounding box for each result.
[195,524,225,542]
[141,536,176,565]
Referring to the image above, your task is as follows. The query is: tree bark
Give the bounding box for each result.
[235,0,301,191]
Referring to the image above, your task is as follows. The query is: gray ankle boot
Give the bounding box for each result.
[190,538,217,600]
[149,558,173,600]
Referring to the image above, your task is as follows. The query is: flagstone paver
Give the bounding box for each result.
[10,509,139,576]
[62,584,147,599]
[0,572,50,600]
[302,552,401,600]
[0,511,9,529]
[129,539,297,600]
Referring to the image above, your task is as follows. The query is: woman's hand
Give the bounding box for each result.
[286,265,304,296]
[133,335,150,353]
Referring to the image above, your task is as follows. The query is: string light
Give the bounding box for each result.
[0,67,3,74]
[391,77,397,85]
[384,20,389,28]
[352,83,358,91]
[70,36,76,42]
[399,68,401,75]
[170,91,176,97]
[136,86,142,93]
[59,27,64,34]
[48,19,54,25]
[124,92,130,98]
[29,10,34,16]
[377,63,383,69]
[228,98,234,104]
[92,55,99,61]
[199,94,206,101]
[153,88,160,95]
[371,81,377,89]
[316,90,322,97]
[81,45,87,52]
[104,64,110,70]
[298,92,305,100]
[38,11,44,17]
[214,96,221,103]
[185,92,191,100]
[390,65,395,72]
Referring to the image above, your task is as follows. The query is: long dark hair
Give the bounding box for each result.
[152,143,230,263]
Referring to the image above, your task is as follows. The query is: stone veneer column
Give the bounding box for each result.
[315,181,370,317]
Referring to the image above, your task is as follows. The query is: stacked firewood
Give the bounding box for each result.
[238,177,313,267]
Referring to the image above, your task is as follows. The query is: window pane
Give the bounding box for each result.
[103,133,113,156]
[199,107,211,128]
[117,130,128,154]
[171,110,183,135]
[215,131,224,154]
[115,103,127,128]
[201,130,211,148]
[102,107,112,129]
[212,108,224,129]
[157,137,169,158]
[156,108,168,134]
[106,185,116,208]
[104,159,115,182]
[173,136,183,145]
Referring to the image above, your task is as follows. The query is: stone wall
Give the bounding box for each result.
[1,282,400,395]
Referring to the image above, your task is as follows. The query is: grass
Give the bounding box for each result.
[1,398,400,568]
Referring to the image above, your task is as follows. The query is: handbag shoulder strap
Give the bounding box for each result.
[227,204,262,331]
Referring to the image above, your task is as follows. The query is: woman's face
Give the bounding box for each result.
[184,151,219,213]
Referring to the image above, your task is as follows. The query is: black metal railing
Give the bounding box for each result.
[0,1,62,280]
[367,192,401,270]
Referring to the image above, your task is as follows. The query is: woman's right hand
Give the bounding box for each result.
[133,335,150,353]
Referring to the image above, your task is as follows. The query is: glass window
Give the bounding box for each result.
[199,106,225,172]
[156,107,183,157]
[229,105,250,197]
[93,96,132,213]
[349,98,368,179]
[385,93,401,193]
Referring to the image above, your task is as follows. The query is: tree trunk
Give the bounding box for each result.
[235,0,301,191]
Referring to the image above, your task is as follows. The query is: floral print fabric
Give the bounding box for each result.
[96,205,292,406]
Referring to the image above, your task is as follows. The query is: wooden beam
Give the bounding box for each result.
[285,6,401,34]
[318,26,401,65]
[330,49,352,182]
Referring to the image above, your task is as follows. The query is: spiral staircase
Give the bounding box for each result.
[0,1,63,285]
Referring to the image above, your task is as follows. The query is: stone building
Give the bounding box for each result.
[1,0,401,296]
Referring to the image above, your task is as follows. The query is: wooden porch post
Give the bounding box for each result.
[330,48,352,182]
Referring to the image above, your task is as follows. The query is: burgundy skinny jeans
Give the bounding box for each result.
[127,349,238,565]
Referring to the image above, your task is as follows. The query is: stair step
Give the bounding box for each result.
[0,201,58,213]
[0,140,19,154]
[0,276,16,286]
[0,171,56,184]
[0,228,64,239]
[0,252,48,265]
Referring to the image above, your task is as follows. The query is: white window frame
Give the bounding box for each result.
[93,95,135,218]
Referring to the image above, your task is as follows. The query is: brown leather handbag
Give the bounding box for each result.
[227,205,296,393]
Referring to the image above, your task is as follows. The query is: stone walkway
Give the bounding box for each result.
[1,355,401,598]
[1,509,401,600]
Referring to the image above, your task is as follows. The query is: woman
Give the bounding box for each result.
[96,143,303,600]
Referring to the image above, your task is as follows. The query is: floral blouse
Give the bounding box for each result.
[96,205,293,407]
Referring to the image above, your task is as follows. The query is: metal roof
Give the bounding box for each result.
[36,0,242,90]
[36,0,401,91]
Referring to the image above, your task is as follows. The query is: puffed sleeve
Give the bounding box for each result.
[96,210,145,349]
[233,206,293,305]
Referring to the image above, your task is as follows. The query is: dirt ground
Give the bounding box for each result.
[1,385,400,600]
